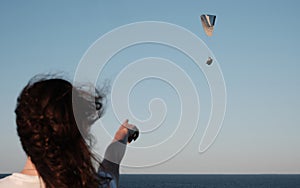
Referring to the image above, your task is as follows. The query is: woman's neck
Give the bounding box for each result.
[20,157,39,176]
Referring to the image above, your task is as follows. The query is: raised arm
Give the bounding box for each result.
[99,119,139,187]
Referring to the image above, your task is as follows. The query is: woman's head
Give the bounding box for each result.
[15,75,104,188]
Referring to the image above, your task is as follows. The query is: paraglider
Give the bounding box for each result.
[200,14,216,36]
[206,57,213,65]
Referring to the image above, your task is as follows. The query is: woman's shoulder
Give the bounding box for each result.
[0,173,44,188]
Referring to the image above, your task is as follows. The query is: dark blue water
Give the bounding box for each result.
[119,174,300,188]
[0,174,9,179]
[1,174,300,187]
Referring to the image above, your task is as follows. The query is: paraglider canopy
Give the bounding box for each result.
[200,14,216,36]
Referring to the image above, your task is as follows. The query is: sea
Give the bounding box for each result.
[1,174,300,187]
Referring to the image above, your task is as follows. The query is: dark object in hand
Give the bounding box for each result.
[128,130,139,143]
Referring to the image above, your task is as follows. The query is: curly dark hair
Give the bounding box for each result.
[15,75,104,188]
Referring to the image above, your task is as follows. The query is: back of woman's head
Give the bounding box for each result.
[15,76,104,188]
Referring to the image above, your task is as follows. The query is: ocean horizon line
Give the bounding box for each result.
[2,172,300,187]
[1,173,300,176]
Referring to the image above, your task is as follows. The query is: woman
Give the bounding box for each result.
[0,75,138,188]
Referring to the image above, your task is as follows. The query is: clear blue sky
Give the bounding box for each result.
[0,0,300,174]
